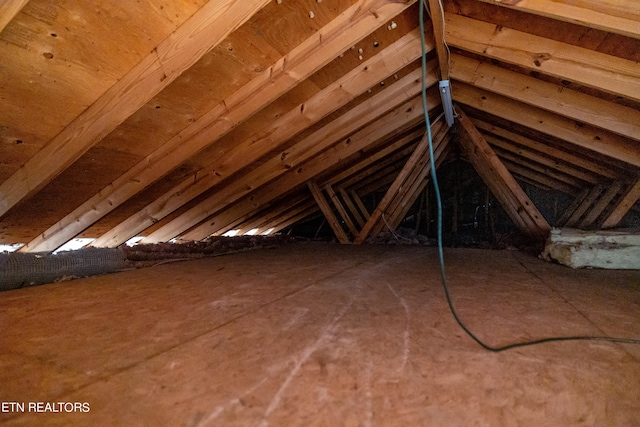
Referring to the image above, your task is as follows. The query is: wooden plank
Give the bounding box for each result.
[450,54,640,142]
[338,188,365,228]
[500,159,577,196]
[354,119,446,244]
[565,185,604,228]
[1,0,271,220]
[179,92,439,241]
[556,187,591,227]
[384,140,452,231]
[477,0,640,40]
[453,83,640,168]
[0,0,28,33]
[351,190,370,221]
[134,50,435,245]
[307,181,350,244]
[579,181,625,228]
[601,179,640,229]
[427,0,449,80]
[325,184,358,236]
[456,108,551,239]
[445,13,640,102]
[472,120,619,180]
[489,143,588,188]
[22,0,417,252]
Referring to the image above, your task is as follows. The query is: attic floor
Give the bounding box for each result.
[1,243,639,426]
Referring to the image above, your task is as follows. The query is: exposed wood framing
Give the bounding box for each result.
[427,0,449,80]
[22,0,416,252]
[453,83,640,168]
[307,181,350,244]
[477,0,640,40]
[350,190,371,221]
[564,185,605,227]
[500,160,577,195]
[354,119,447,244]
[0,0,29,33]
[579,181,625,229]
[1,0,271,219]
[179,90,440,241]
[556,187,591,227]
[338,188,366,228]
[450,54,640,141]
[472,120,620,180]
[135,54,437,245]
[325,184,359,236]
[601,179,640,229]
[456,107,551,239]
[445,13,640,102]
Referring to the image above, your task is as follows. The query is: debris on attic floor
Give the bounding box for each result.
[0,235,294,291]
[541,228,640,270]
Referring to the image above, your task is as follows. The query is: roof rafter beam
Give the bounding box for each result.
[450,54,640,142]
[477,0,640,40]
[0,0,29,33]
[1,0,272,219]
[456,107,551,239]
[21,0,417,253]
[134,37,435,244]
[453,83,640,168]
[179,89,441,241]
[445,13,640,102]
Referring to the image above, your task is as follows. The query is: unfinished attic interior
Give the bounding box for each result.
[1,0,640,424]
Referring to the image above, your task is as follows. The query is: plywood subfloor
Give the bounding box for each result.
[1,243,639,426]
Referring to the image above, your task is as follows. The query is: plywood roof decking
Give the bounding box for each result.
[0,0,639,251]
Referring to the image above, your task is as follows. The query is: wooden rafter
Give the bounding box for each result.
[1,0,272,219]
[338,188,366,228]
[556,188,591,227]
[0,0,29,33]
[354,119,447,244]
[134,55,437,245]
[579,181,625,229]
[21,0,416,252]
[472,120,619,180]
[325,184,358,236]
[477,0,640,40]
[564,185,605,227]
[445,13,640,102]
[456,107,551,239]
[179,90,440,241]
[601,179,640,229]
[450,54,640,141]
[307,181,350,244]
[453,83,640,168]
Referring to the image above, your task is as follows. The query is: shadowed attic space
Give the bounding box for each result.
[0,0,639,257]
[2,2,640,425]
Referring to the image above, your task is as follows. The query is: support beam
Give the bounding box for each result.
[338,188,365,228]
[427,0,449,80]
[453,83,640,168]
[565,185,605,227]
[477,0,640,40]
[136,49,435,245]
[180,91,439,241]
[456,107,551,239]
[601,179,640,229]
[445,13,640,102]
[1,0,271,219]
[354,119,447,244]
[22,0,416,252]
[0,0,29,33]
[556,188,591,227]
[325,185,358,236]
[450,54,640,141]
[351,190,371,221]
[579,182,625,229]
[472,120,619,180]
[307,181,350,244]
